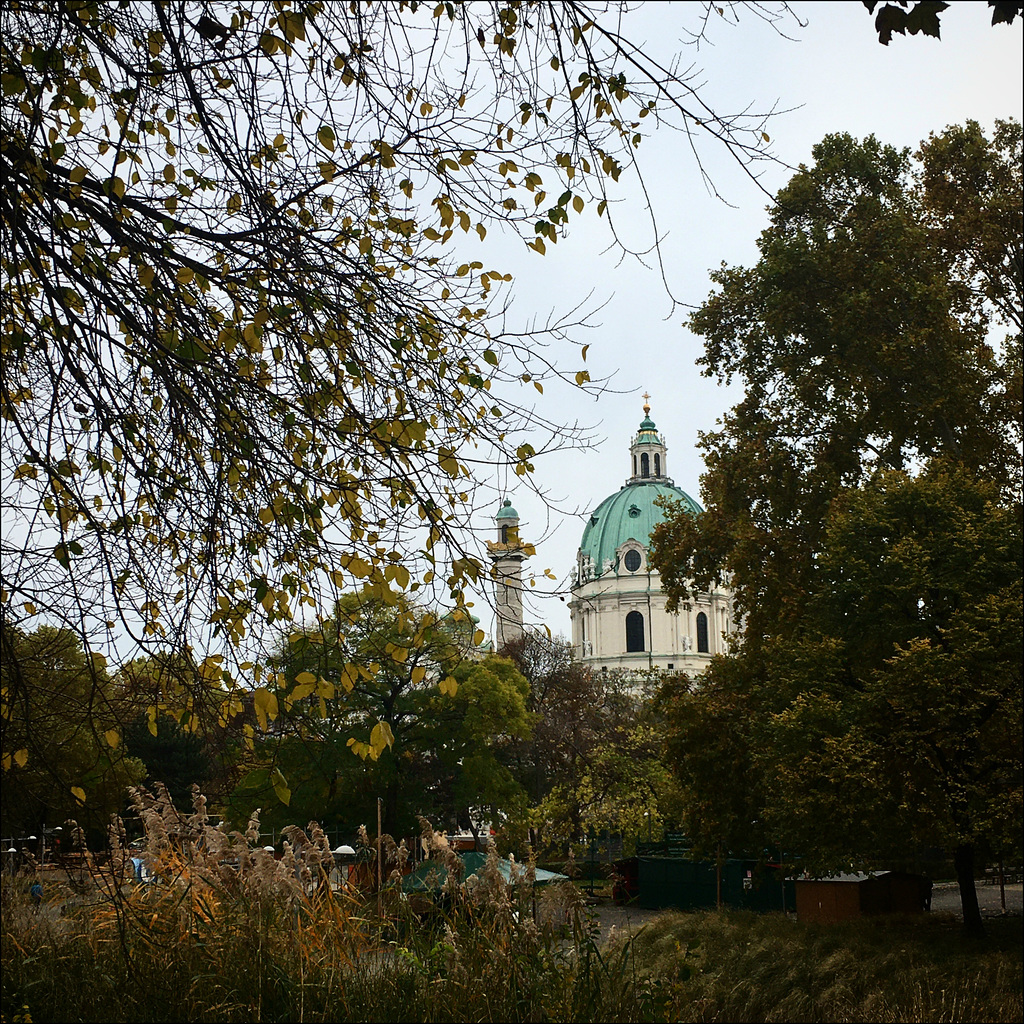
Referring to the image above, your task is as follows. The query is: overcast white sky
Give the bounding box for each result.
[470,1,1024,641]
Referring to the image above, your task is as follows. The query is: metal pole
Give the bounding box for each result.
[377,797,383,919]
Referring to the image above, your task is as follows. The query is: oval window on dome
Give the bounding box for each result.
[624,550,641,572]
[627,504,641,518]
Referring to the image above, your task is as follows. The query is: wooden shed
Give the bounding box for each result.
[795,871,930,923]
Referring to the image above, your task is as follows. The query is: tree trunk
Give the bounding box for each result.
[954,842,984,937]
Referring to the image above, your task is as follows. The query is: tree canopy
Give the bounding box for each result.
[502,633,677,854]
[230,592,531,836]
[1,1,785,706]
[651,122,1022,935]
[652,122,1021,642]
[1,625,147,837]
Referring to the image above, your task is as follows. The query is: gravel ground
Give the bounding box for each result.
[588,882,1023,944]
[930,879,1022,917]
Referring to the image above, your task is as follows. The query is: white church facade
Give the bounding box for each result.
[567,401,735,674]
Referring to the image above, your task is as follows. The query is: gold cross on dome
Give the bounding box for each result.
[642,392,651,414]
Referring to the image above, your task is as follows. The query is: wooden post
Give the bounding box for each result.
[716,841,723,910]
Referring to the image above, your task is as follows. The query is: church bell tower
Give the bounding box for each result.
[487,499,530,649]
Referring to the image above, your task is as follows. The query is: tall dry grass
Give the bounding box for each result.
[4,789,1020,1022]
[1,786,646,1022]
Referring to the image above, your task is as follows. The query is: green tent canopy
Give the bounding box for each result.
[402,852,568,893]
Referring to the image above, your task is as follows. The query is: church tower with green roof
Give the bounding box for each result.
[487,498,530,649]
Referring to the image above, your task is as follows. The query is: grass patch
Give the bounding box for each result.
[619,908,1023,1022]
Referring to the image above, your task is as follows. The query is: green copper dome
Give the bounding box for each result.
[496,499,519,519]
[580,480,701,574]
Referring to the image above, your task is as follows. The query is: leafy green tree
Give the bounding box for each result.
[1,1,783,736]
[652,124,1022,935]
[123,711,214,813]
[659,665,772,862]
[767,467,1020,932]
[652,124,1021,644]
[662,468,1022,934]
[1,625,146,838]
[501,634,677,854]
[231,592,463,834]
[534,696,677,855]
[442,654,534,841]
[501,633,598,812]
[115,652,248,805]
[229,593,531,838]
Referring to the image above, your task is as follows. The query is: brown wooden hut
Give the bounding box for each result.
[795,871,930,923]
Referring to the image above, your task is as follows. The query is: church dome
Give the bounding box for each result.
[578,399,702,573]
[569,397,734,673]
[580,479,701,575]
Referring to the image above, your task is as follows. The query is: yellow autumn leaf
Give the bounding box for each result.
[437,448,460,477]
[253,687,279,731]
[199,655,224,682]
[369,720,395,754]
[5,748,30,770]
[343,556,372,578]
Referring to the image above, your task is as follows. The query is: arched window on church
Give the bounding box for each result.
[633,454,637,477]
[501,525,508,543]
[696,612,709,653]
[640,452,650,477]
[626,611,645,652]
[654,453,661,476]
